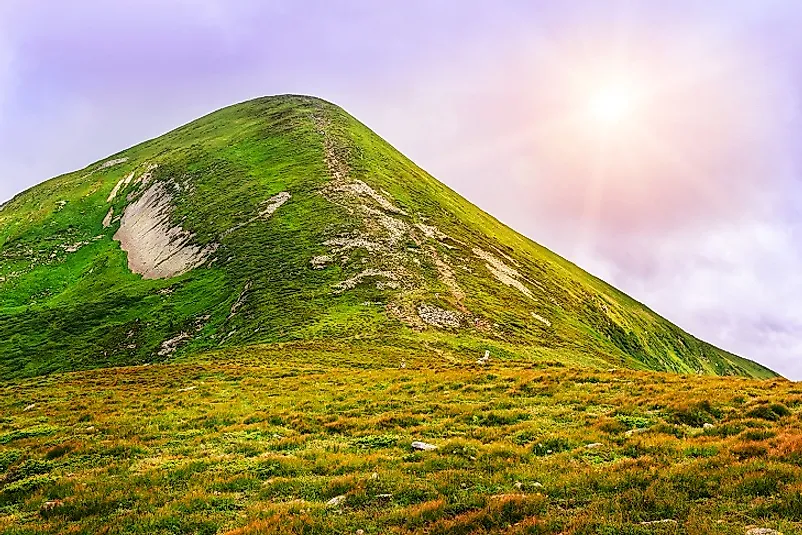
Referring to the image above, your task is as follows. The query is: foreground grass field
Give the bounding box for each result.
[0,344,799,534]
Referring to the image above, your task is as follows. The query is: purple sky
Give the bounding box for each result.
[2,1,802,378]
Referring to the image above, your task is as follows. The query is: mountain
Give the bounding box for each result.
[0,95,776,379]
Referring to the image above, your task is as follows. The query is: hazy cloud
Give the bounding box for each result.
[2,1,802,377]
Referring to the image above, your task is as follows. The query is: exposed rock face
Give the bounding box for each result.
[228,281,252,319]
[334,269,399,292]
[107,172,135,203]
[158,332,190,357]
[417,303,461,329]
[310,255,333,269]
[99,157,129,170]
[473,247,534,299]
[113,181,218,279]
[327,179,408,215]
[222,191,291,237]
[102,208,114,228]
[531,312,552,327]
[313,111,454,299]
[260,191,291,217]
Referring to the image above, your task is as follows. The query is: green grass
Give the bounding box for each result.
[0,344,798,534]
[0,95,776,380]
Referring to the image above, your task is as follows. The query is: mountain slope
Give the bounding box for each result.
[0,95,776,379]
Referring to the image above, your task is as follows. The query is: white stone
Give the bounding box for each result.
[326,495,346,508]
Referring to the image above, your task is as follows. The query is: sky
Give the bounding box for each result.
[1,1,802,377]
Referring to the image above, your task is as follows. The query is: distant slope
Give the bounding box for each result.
[0,95,777,379]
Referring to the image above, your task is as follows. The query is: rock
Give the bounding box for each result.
[326,495,346,508]
[335,269,399,292]
[259,191,291,218]
[625,428,648,437]
[99,157,129,170]
[310,255,333,269]
[411,441,438,451]
[703,422,715,430]
[417,303,461,329]
[514,481,523,490]
[356,530,365,535]
[586,443,604,449]
[531,312,552,327]
[114,180,219,280]
[24,403,36,412]
[533,482,544,488]
[103,208,114,228]
[473,247,534,299]
[746,529,783,535]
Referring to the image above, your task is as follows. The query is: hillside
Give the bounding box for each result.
[0,95,776,379]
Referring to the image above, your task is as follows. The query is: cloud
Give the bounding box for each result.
[0,5,17,112]
[353,4,802,378]
[1,0,802,378]
[574,218,802,379]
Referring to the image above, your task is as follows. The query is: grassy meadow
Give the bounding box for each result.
[0,344,799,534]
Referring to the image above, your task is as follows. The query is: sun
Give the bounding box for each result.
[587,83,641,127]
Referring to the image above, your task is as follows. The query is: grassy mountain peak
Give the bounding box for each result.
[0,95,776,379]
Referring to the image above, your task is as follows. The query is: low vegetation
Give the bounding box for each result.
[0,344,798,534]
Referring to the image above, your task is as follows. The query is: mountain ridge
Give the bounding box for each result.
[0,94,777,379]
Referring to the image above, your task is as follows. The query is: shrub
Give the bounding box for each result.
[705,423,744,437]
[0,475,57,504]
[669,400,720,427]
[4,459,52,483]
[352,434,399,449]
[45,443,75,460]
[746,403,791,421]
[597,418,629,434]
[0,449,21,472]
[741,429,776,441]
[732,443,768,460]
[617,415,652,429]
[0,425,58,444]
[470,410,531,426]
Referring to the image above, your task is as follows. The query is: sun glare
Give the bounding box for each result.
[587,83,640,127]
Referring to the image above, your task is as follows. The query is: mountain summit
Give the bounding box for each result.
[0,95,776,379]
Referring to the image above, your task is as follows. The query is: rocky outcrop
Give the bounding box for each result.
[114,181,218,279]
